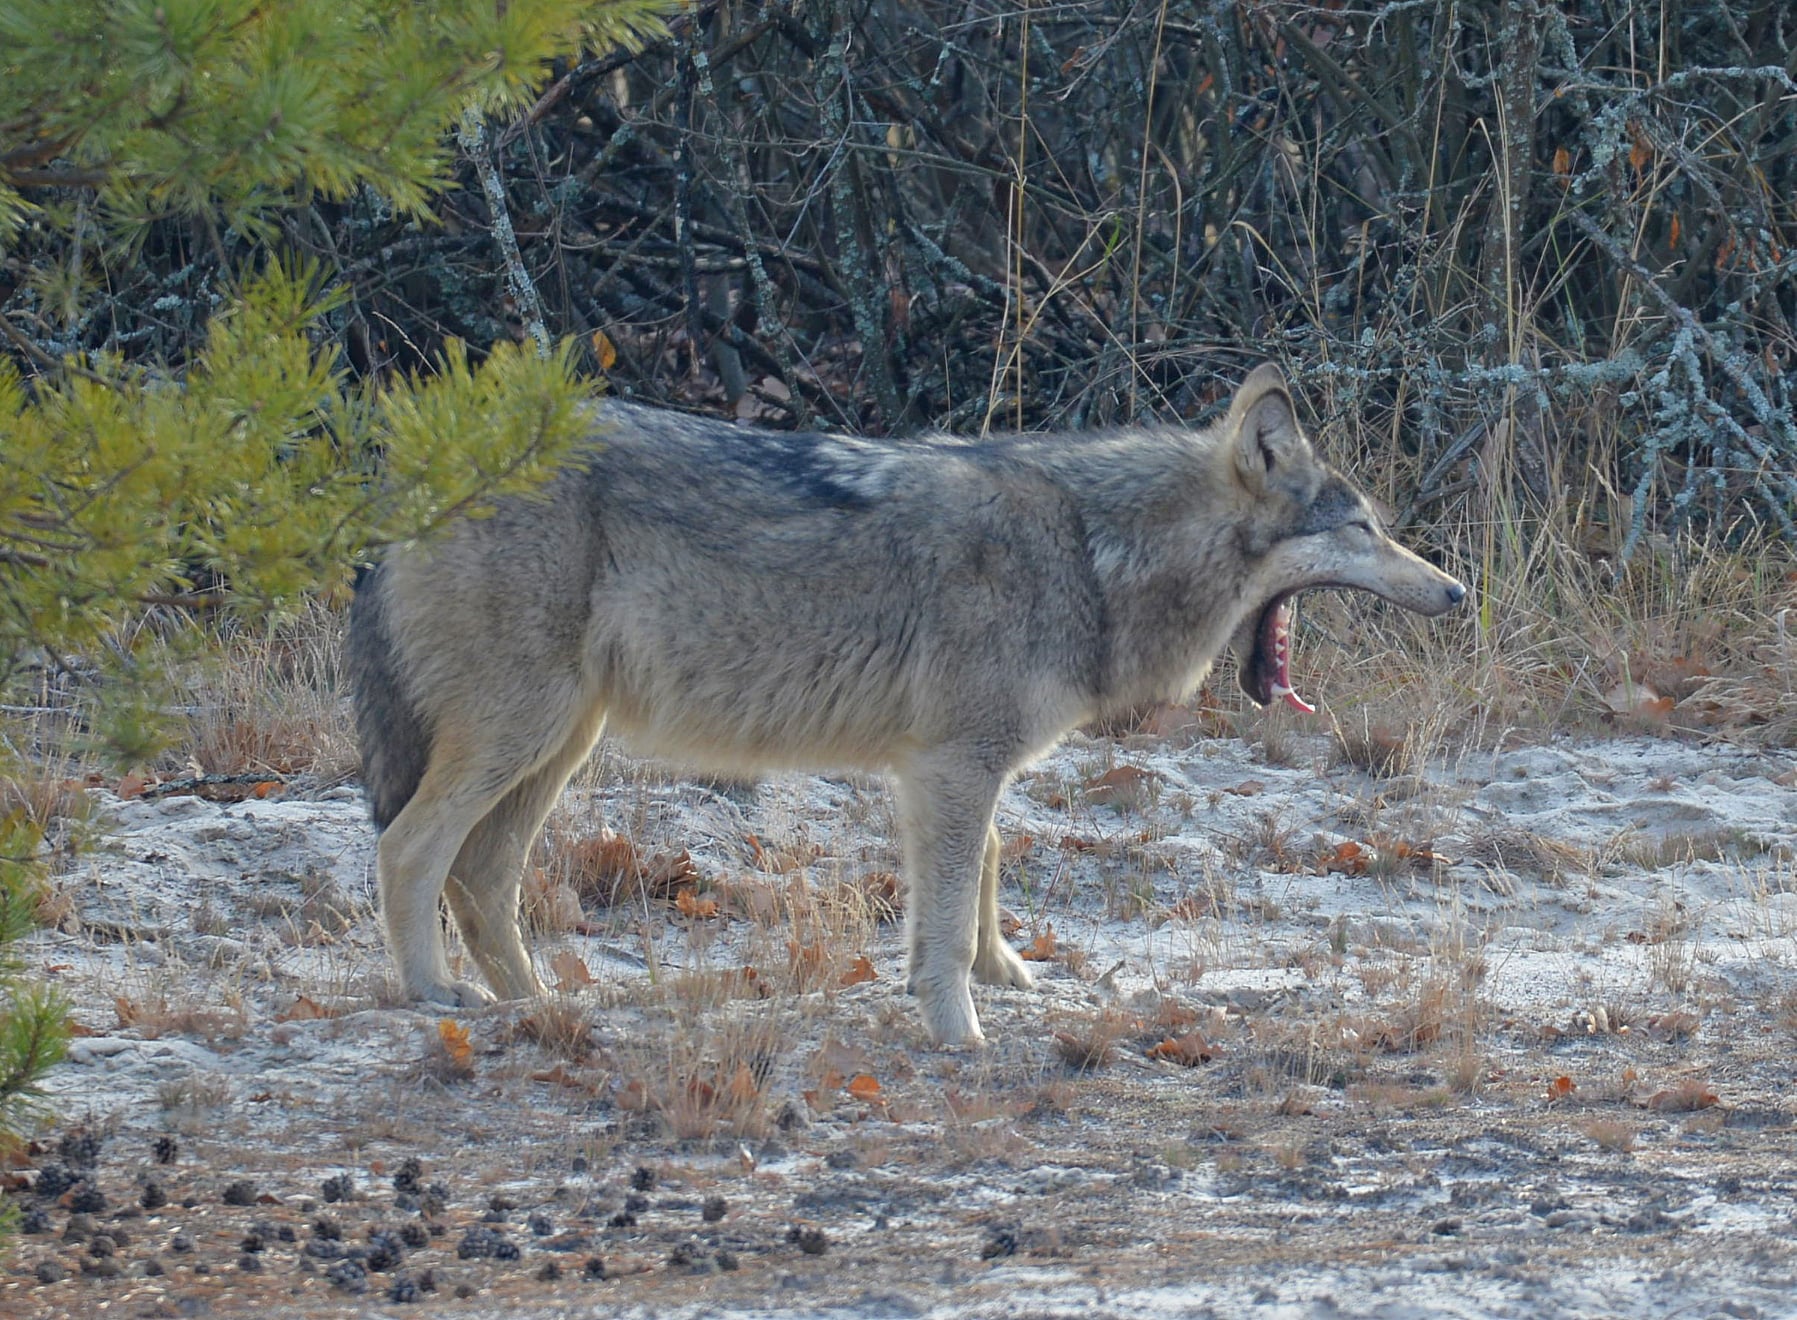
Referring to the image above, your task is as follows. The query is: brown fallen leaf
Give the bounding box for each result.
[846,1073,883,1103]
[550,949,595,990]
[530,1065,598,1092]
[275,995,336,1022]
[1645,1079,1719,1112]
[591,329,618,370]
[839,955,877,987]
[437,1019,474,1074]
[1317,840,1368,876]
[1019,925,1058,961]
[1146,1031,1216,1066]
[675,887,720,919]
[1083,764,1161,808]
[999,833,1035,861]
[1547,1074,1577,1101]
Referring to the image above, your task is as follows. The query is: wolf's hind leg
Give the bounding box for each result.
[443,703,606,1000]
[895,755,1004,1046]
[376,689,589,1008]
[376,763,506,1008]
[971,824,1035,990]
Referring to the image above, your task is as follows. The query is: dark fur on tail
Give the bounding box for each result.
[347,563,432,830]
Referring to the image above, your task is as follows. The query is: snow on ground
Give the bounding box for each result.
[6,727,1796,1319]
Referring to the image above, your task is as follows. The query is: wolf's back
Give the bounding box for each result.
[346,564,431,830]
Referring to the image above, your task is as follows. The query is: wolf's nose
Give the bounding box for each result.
[1445,581,1466,606]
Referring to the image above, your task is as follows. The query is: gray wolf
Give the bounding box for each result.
[348,364,1464,1045]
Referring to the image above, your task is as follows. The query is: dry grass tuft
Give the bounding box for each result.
[1582,1118,1637,1153]
[619,1010,787,1142]
[175,605,358,783]
[0,766,94,835]
[1460,826,1591,884]
[515,997,597,1061]
[113,986,250,1043]
[1049,1009,1131,1072]
[544,825,702,910]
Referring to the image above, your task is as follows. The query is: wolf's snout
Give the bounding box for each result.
[1445,580,1466,607]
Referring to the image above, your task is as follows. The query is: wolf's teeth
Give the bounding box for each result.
[1272,682,1316,715]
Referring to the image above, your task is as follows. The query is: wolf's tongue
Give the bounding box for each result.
[1269,601,1315,714]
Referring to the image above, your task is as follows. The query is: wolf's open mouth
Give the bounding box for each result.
[1243,591,1315,714]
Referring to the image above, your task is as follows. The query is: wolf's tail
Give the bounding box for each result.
[346,563,432,831]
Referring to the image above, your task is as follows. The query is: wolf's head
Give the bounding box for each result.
[1217,364,1465,713]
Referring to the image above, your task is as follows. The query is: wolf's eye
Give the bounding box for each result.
[1350,519,1375,535]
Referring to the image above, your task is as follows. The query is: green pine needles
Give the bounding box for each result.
[0,0,675,1214]
[0,0,672,239]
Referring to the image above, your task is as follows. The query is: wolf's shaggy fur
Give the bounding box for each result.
[349,365,1463,1044]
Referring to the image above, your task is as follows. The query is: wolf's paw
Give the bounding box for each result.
[413,978,497,1009]
[972,939,1037,990]
[915,977,984,1049]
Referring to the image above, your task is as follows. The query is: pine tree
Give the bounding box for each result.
[0,0,673,1214]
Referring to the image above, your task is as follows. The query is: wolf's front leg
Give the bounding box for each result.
[971,824,1036,990]
[895,756,1005,1046]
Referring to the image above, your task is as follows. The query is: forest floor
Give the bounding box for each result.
[5,719,1797,1319]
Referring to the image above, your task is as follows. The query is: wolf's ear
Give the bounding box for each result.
[1227,364,1309,493]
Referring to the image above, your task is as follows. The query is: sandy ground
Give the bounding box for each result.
[4,722,1796,1319]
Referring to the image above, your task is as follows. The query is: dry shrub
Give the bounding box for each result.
[1582,1119,1636,1153]
[114,988,250,1044]
[523,865,585,936]
[618,1010,787,1142]
[1278,521,1797,766]
[1049,1009,1131,1072]
[714,871,881,1000]
[663,964,772,1012]
[175,605,357,782]
[1332,717,1411,779]
[1460,827,1591,884]
[543,825,701,910]
[0,769,92,833]
[156,1073,234,1116]
[249,870,360,944]
[515,997,596,1061]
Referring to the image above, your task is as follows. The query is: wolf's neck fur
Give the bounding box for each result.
[1014,427,1257,714]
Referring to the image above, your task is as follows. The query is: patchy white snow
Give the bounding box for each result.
[7,728,1797,1318]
